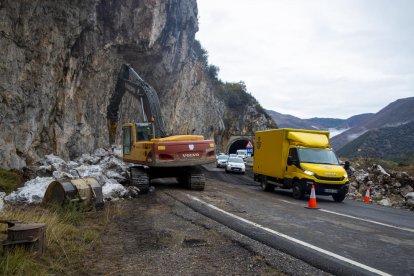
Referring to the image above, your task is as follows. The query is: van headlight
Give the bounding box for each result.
[304,170,315,176]
[344,172,348,178]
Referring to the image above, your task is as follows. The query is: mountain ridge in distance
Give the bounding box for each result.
[331,97,414,150]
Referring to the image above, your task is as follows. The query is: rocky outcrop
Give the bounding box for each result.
[0,0,275,169]
[347,164,414,210]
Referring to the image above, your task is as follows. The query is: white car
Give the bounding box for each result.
[237,154,246,161]
[225,157,246,174]
[216,155,229,168]
[236,149,248,159]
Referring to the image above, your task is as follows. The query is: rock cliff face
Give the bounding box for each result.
[0,0,275,170]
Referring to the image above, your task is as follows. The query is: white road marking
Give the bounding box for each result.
[187,194,392,276]
[279,199,413,233]
[280,199,296,205]
[320,209,414,233]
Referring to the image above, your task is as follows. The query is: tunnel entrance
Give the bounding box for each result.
[227,139,250,154]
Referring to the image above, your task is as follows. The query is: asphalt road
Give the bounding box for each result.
[159,164,414,276]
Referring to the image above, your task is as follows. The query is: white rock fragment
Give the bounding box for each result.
[75,164,103,178]
[0,192,6,211]
[94,148,108,157]
[67,161,79,168]
[104,170,126,182]
[405,192,414,208]
[373,164,390,176]
[111,145,123,158]
[52,170,74,180]
[401,185,414,197]
[102,179,128,199]
[77,153,101,165]
[354,170,369,182]
[378,198,392,207]
[4,177,55,204]
[43,154,66,166]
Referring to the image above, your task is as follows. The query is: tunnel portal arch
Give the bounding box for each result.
[226,137,253,155]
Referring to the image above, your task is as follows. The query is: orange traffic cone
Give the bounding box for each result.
[305,184,319,209]
[363,187,371,203]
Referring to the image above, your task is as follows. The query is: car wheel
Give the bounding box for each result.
[292,182,305,200]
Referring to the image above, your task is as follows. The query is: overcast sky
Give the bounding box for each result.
[196,0,414,119]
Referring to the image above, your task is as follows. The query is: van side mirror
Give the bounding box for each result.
[287,156,293,166]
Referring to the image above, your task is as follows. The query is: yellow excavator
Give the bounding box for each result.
[107,64,216,192]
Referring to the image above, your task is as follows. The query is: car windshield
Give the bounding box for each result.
[297,148,339,165]
[228,157,244,163]
[218,156,228,160]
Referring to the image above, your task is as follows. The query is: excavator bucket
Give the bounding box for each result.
[42,178,104,210]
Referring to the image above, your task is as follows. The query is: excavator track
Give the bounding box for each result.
[130,167,150,193]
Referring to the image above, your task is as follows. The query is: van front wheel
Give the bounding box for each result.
[332,192,346,202]
[292,182,305,200]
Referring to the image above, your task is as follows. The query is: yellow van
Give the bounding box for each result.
[253,129,349,202]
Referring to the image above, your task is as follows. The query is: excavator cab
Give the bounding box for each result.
[122,123,155,163]
[135,122,154,141]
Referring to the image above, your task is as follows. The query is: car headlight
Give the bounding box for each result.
[304,170,315,176]
[344,172,348,179]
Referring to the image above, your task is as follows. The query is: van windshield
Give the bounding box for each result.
[297,148,339,165]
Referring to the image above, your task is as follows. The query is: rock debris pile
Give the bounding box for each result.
[347,164,414,210]
[3,148,145,206]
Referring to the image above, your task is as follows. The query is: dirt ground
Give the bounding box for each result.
[79,165,331,276]
[82,191,283,276]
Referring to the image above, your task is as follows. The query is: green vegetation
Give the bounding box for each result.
[191,40,273,123]
[0,168,22,194]
[0,204,113,275]
[193,40,208,67]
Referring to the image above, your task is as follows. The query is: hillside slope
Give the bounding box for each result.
[337,121,414,164]
[305,113,373,129]
[331,97,414,150]
[265,110,318,129]
[266,110,373,135]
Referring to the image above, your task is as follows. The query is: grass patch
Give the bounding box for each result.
[0,248,40,275]
[0,202,115,275]
[0,168,23,194]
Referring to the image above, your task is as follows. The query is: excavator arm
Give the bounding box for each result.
[107,64,167,144]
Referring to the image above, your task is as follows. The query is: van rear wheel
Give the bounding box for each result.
[261,177,273,192]
[292,182,304,200]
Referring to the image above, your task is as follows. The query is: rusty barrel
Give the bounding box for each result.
[42,178,103,210]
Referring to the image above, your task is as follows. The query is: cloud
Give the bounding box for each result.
[196,0,414,119]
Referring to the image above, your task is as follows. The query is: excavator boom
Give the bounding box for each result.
[107,64,166,143]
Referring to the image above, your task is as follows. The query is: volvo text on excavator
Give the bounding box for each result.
[107,64,216,192]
